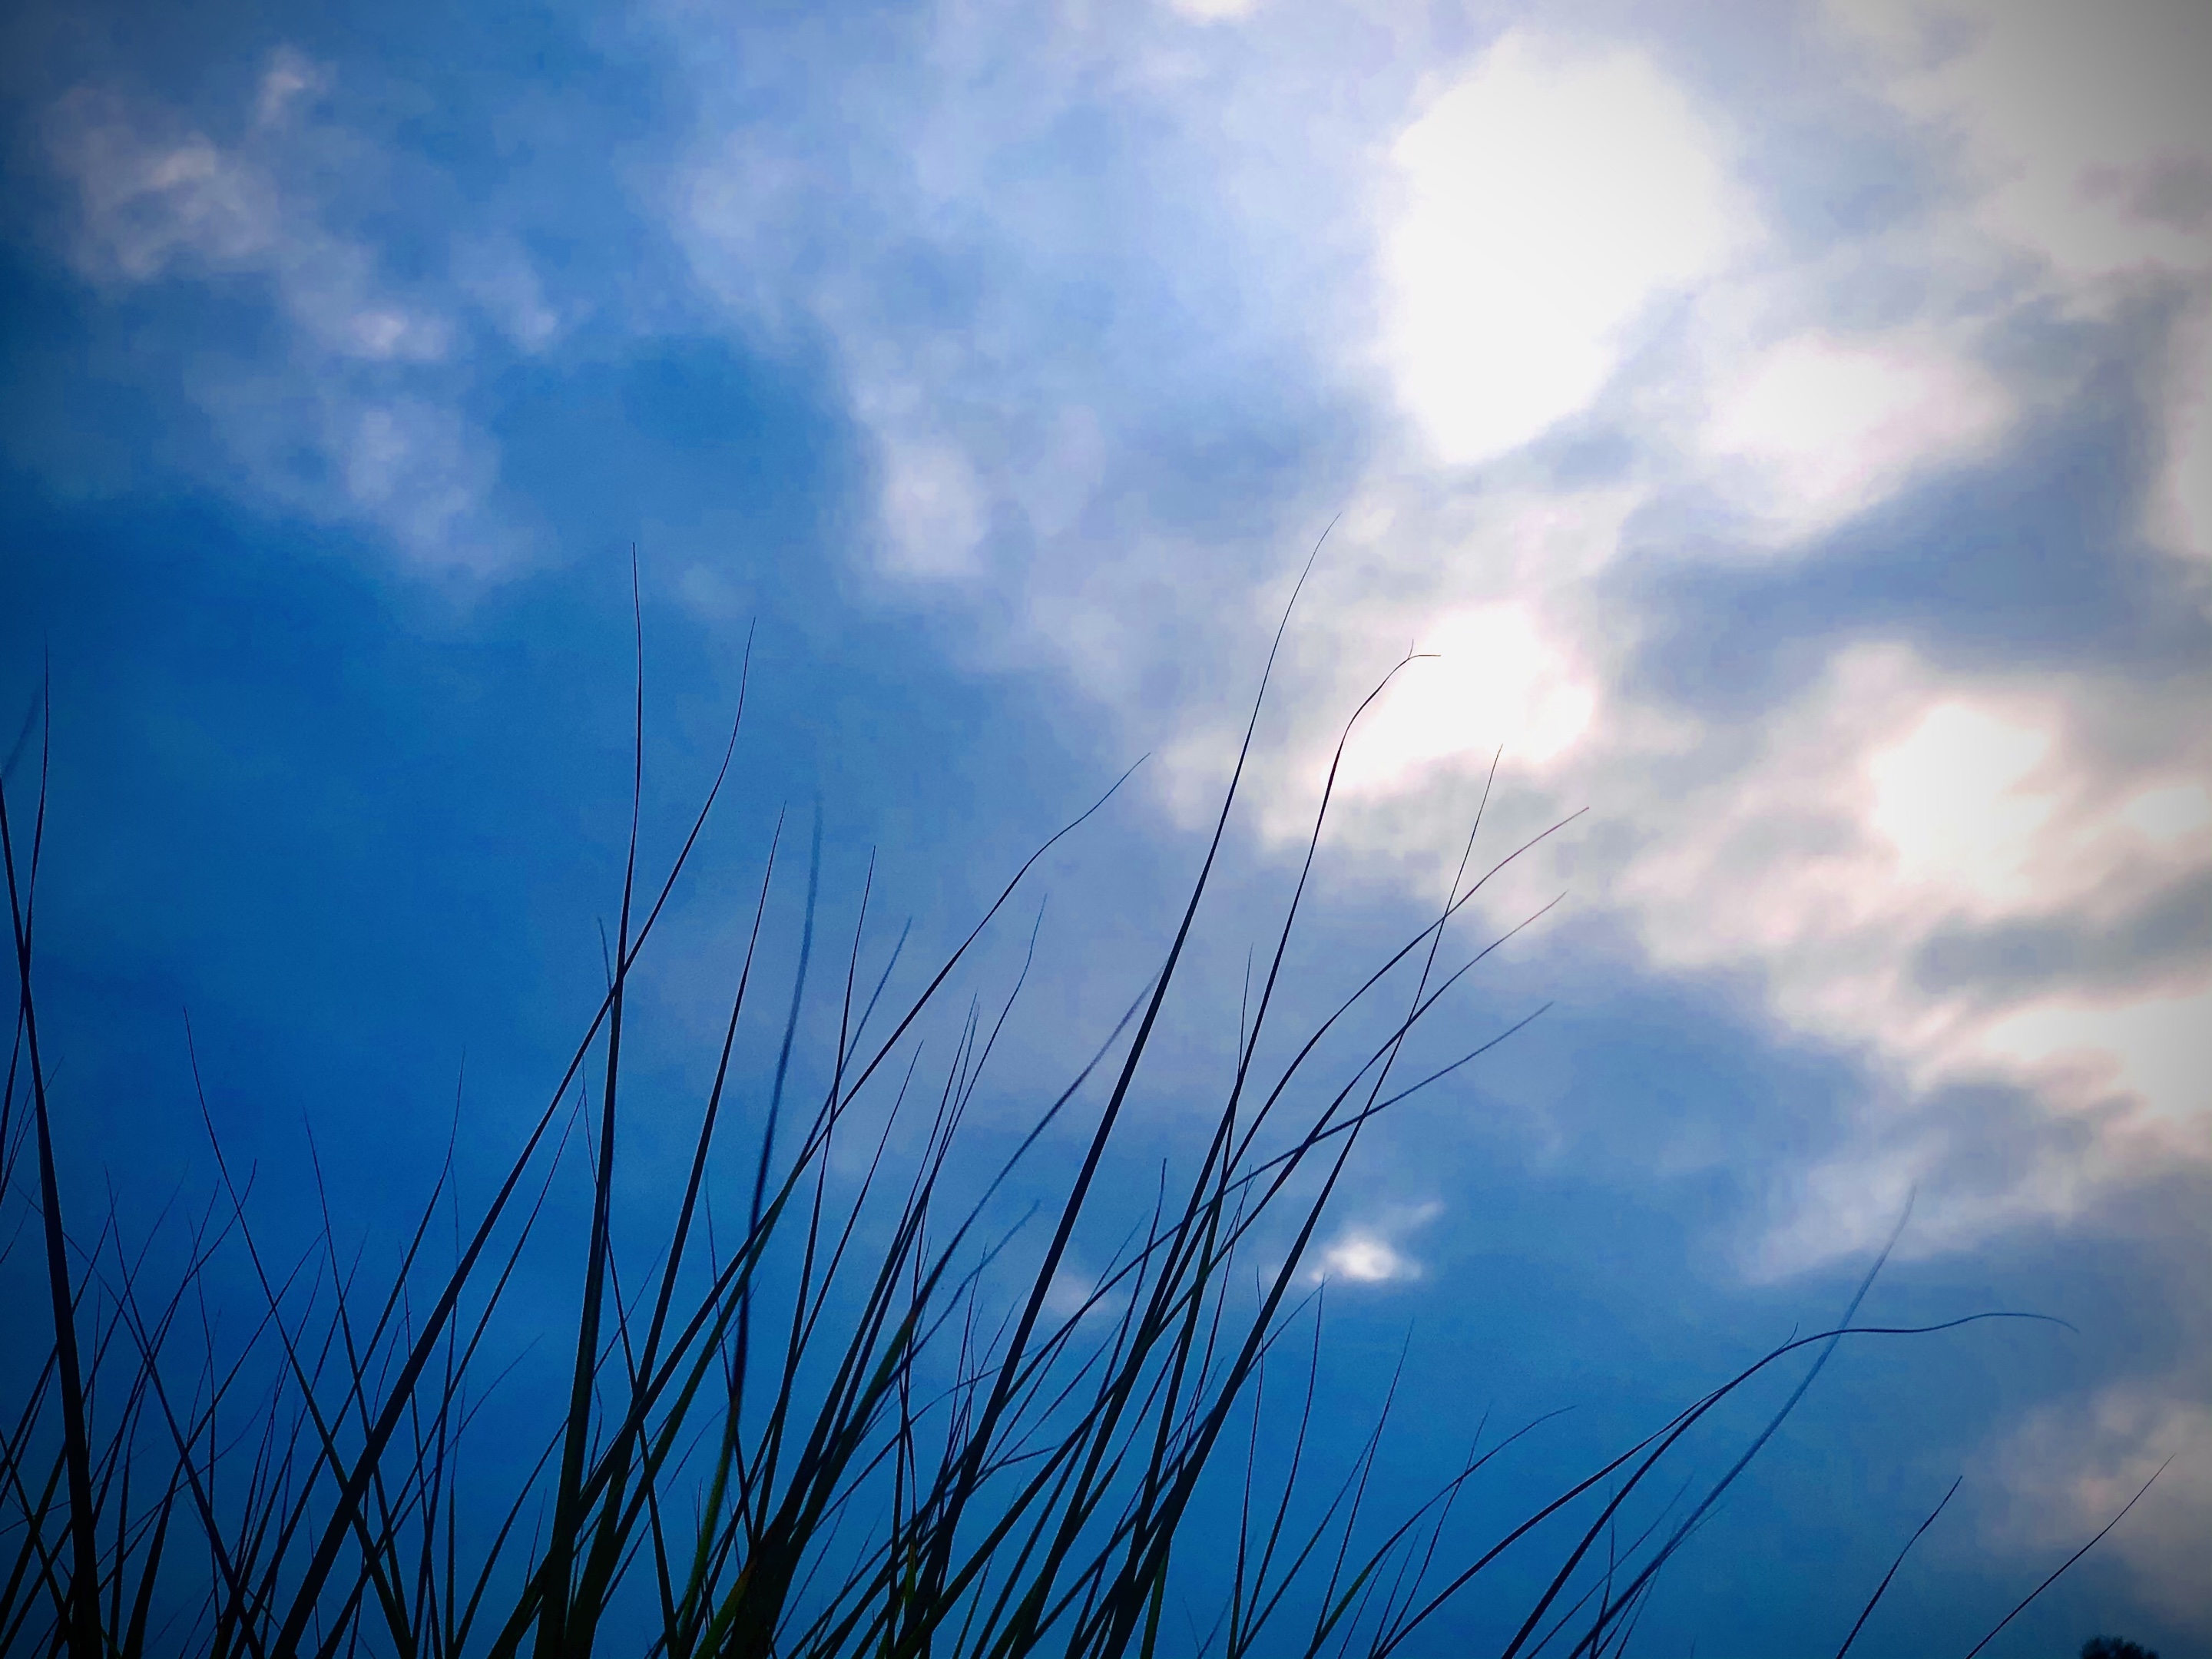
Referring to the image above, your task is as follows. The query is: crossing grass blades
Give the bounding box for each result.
[0,568,2167,1658]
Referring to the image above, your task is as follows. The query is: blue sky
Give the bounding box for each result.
[2,0,2208,1651]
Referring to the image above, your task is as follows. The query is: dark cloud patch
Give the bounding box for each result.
[1912,869,2212,1003]
[1619,302,2212,721]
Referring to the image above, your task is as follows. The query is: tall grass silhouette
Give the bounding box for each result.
[0,568,2153,1657]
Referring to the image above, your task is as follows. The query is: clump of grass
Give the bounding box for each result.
[0,575,2157,1659]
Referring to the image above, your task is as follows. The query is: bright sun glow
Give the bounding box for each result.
[1379,29,1746,466]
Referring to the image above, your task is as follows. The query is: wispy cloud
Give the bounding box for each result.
[1830,0,2212,556]
[41,49,554,569]
[1992,1379,2212,1628]
[1307,1200,1442,1286]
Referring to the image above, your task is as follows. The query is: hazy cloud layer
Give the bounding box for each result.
[654,0,2212,1257]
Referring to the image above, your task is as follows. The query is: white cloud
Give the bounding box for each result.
[1165,0,1263,21]
[2121,781,2212,845]
[48,78,454,366]
[1043,1260,1131,1323]
[1336,603,1597,794]
[879,431,991,578]
[340,401,502,552]
[1312,1232,1415,1283]
[1307,1201,1441,1286]
[1827,0,2212,559]
[454,237,567,353]
[1615,647,2207,1049]
[1866,700,2055,909]
[1194,553,2204,1265]
[1378,30,1749,467]
[49,97,282,280]
[2155,306,2212,560]
[42,52,537,571]
[253,45,327,128]
[1982,988,2212,1125]
[1601,659,2212,1267]
[1830,0,2212,286]
[1992,1381,2212,1624]
[1700,329,2012,541]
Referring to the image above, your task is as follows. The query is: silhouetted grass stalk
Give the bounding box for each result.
[0,567,2156,1658]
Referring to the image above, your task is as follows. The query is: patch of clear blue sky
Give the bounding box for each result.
[0,0,2203,1651]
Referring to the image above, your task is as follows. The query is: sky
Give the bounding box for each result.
[2,0,2208,1652]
